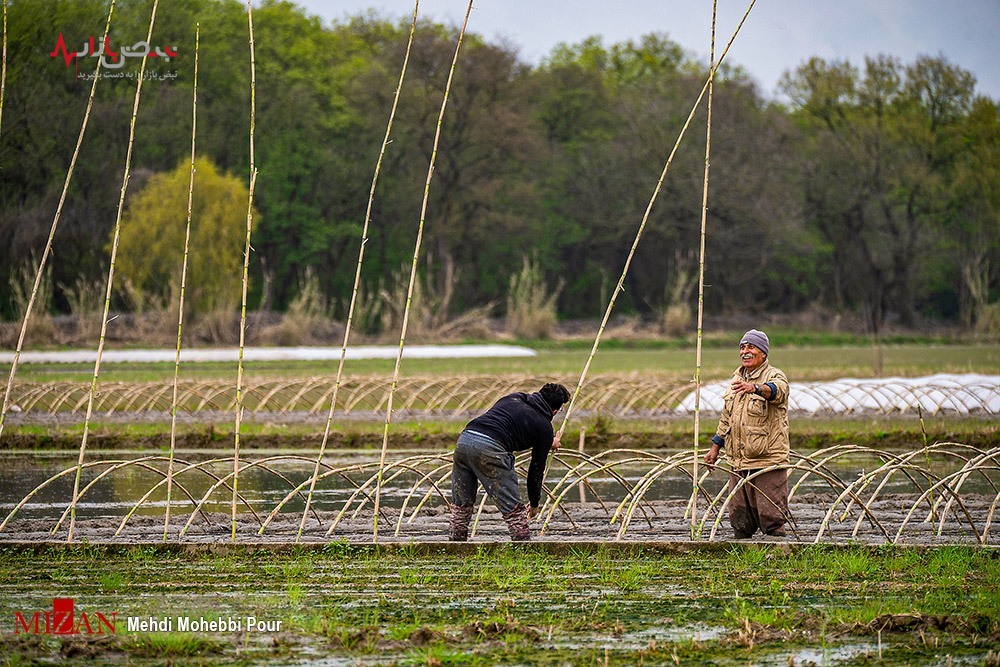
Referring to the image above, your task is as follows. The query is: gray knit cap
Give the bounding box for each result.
[740,329,769,356]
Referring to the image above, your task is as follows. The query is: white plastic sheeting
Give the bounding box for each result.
[0,344,536,365]
[678,374,1000,415]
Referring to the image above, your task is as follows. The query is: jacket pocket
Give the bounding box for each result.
[744,426,771,459]
[747,395,767,419]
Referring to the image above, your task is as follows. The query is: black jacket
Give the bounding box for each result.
[464,392,555,507]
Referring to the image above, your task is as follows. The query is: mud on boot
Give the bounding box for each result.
[449,503,474,541]
[502,503,531,541]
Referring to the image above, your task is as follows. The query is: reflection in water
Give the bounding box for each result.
[1,447,992,523]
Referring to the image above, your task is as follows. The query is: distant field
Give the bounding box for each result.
[4,343,998,384]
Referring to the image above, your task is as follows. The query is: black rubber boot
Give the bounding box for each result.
[502,503,531,541]
[449,504,473,541]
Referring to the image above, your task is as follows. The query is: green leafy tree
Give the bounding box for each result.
[116,157,258,311]
[944,97,1000,325]
[532,34,802,317]
[781,55,979,329]
[251,2,382,311]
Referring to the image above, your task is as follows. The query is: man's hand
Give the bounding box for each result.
[551,432,562,451]
[704,443,721,466]
[529,506,540,519]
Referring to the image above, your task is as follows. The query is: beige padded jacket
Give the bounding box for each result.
[714,361,790,471]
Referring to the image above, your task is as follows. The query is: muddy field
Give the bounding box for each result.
[3,494,996,546]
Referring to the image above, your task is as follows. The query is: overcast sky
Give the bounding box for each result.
[288,0,1000,101]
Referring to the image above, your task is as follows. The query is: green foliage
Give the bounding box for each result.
[116,157,257,312]
[780,55,999,329]
[0,0,995,332]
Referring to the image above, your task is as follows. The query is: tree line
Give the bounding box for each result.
[1,0,997,336]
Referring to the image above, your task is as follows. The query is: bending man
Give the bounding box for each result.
[704,329,791,538]
[449,382,571,541]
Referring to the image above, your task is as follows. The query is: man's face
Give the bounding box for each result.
[740,342,766,371]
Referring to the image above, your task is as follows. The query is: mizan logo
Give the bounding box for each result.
[14,598,117,635]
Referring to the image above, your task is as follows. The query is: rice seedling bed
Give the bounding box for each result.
[1,543,996,665]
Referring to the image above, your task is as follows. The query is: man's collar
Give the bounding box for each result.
[741,360,770,379]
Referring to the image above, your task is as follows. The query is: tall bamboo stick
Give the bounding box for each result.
[557,0,757,439]
[164,23,200,541]
[0,0,7,139]
[371,0,475,542]
[232,0,258,542]
[296,1,421,542]
[67,0,159,541]
[0,1,116,442]
[688,0,718,538]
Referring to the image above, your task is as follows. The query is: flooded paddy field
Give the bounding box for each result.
[1,541,997,666]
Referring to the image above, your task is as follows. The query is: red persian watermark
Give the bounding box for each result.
[49,32,179,67]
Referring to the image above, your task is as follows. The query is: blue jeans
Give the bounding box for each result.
[451,430,522,515]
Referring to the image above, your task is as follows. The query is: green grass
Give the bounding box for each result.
[5,342,998,383]
[124,633,224,658]
[1,543,996,666]
[2,412,995,454]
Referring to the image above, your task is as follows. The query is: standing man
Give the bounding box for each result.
[704,329,790,538]
[449,382,571,542]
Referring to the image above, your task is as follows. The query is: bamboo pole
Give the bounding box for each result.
[688,0,718,539]
[67,0,159,542]
[164,23,200,541]
[557,0,757,440]
[232,0,258,542]
[296,0,421,542]
[0,1,117,442]
[0,0,7,139]
[371,0,475,542]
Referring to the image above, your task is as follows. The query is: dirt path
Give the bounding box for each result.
[3,495,995,546]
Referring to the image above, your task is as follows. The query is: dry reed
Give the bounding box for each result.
[506,255,563,339]
[9,0,995,552]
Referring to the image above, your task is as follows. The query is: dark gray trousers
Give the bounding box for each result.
[451,430,521,514]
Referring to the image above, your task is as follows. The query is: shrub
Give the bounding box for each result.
[975,302,1000,337]
[116,157,259,316]
[506,255,562,339]
[6,257,57,345]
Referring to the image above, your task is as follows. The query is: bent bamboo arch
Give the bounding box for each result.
[1,442,996,544]
[6,377,996,417]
